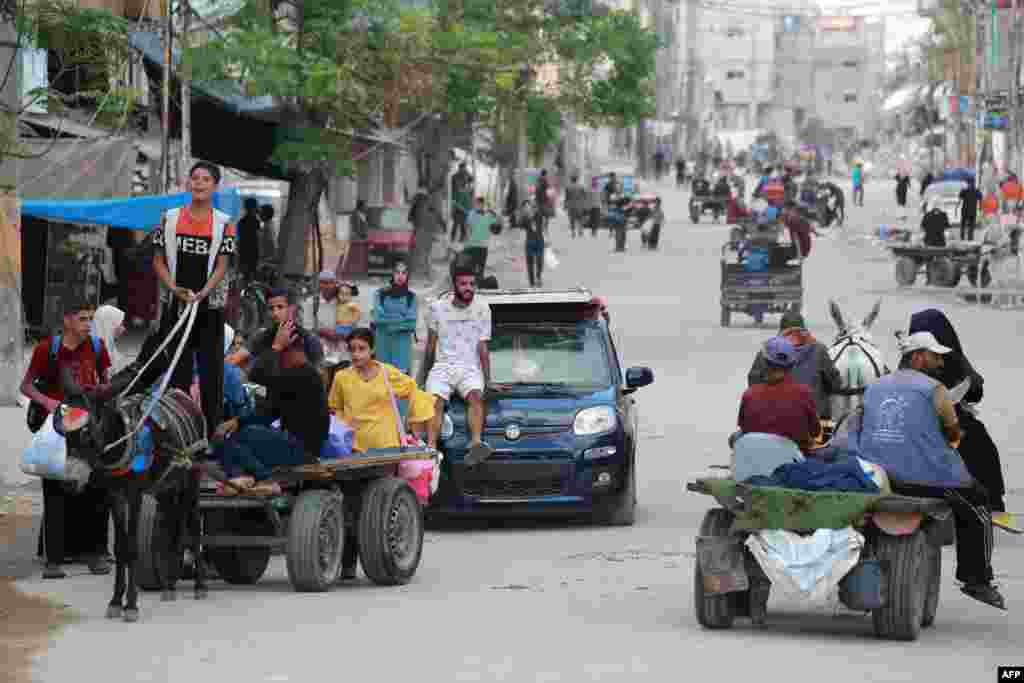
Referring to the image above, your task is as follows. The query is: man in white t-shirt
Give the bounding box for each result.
[422,257,494,465]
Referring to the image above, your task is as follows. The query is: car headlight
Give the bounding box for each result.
[441,413,454,440]
[573,406,616,435]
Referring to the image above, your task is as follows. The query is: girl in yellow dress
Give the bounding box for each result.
[328,327,436,581]
[328,327,435,452]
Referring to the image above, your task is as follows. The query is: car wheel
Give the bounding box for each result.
[593,461,636,526]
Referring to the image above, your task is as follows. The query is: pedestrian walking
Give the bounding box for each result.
[895,173,910,208]
[238,198,262,281]
[21,297,113,579]
[535,168,552,231]
[521,201,546,287]
[852,161,865,207]
[450,162,474,242]
[958,179,982,241]
[564,174,587,238]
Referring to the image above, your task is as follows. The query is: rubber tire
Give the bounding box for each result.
[204,510,273,586]
[927,258,961,288]
[136,494,182,592]
[694,508,737,630]
[720,306,731,328]
[593,461,636,526]
[894,257,918,286]
[872,531,927,641]
[358,478,425,586]
[921,543,942,628]
[286,490,345,592]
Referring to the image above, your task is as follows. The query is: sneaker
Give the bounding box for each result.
[87,555,111,575]
[42,563,66,579]
[992,512,1022,534]
[961,582,1007,610]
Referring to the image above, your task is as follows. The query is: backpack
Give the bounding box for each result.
[26,335,104,433]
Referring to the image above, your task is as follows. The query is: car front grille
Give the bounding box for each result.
[457,461,568,500]
[461,477,563,499]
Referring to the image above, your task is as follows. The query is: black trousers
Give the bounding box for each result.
[41,479,109,563]
[958,410,1006,512]
[153,301,225,438]
[892,481,994,585]
[961,213,977,241]
[450,209,468,242]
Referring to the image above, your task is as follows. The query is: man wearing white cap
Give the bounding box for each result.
[859,330,1005,610]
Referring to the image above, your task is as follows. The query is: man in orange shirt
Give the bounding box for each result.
[105,162,236,437]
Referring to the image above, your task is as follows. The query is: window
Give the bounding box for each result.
[489,323,613,388]
[843,91,858,103]
[726,70,745,80]
[842,60,859,68]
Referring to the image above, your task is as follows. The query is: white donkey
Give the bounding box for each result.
[826,298,889,423]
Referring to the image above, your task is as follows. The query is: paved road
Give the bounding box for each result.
[11,176,1024,682]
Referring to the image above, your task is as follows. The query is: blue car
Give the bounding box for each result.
[429,288,654,525]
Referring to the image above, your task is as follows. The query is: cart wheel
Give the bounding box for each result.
[204,509,273,585]
[358,477,424,586]
[286,490,344,592]
[927,258,960,288]
[872,530,927,641]
[694,508,737,630]
[894,257,918,286]
[921,542,941,628]
[136,494,182,592]
[720,306,730,328]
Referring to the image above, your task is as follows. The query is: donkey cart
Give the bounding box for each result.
[688,477,954,641]
[890,244,983,288]
[138,449,434,593]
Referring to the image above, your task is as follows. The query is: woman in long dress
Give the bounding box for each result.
[371,260,417,375]
[909,308,1016,532]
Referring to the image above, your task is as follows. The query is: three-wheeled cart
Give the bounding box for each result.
[688,477,954,641]
[720,240,803,327]
[138,449,434,592]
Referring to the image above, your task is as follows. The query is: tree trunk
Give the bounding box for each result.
[277,166,328,278]
[408,116,454,283]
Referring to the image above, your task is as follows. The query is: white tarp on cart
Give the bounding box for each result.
[745,527,864,604]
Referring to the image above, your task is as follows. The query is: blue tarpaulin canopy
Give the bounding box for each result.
[20,189,242,231]
[939,168,976,182]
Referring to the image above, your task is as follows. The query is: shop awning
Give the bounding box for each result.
[21,188,242,231]
[18,138,137,200]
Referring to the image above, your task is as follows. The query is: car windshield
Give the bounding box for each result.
[926,182,965,198]
[489,322,613,389]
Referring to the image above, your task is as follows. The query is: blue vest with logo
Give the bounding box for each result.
[860,369,972,488]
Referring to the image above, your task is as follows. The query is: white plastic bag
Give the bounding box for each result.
[21,413,68,479]
[745,528,864,604]
[544,247,560,270]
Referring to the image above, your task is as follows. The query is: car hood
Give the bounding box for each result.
[446,386,617,430]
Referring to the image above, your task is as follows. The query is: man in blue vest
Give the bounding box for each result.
[859,331,1005,610]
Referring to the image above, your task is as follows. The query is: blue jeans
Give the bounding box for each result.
[215,425,308,480]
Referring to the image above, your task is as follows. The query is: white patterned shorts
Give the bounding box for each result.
[426,364,484,401]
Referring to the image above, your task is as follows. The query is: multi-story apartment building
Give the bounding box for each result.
[811,15,886,142]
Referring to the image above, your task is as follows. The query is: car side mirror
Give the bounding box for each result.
[624,366,654,393]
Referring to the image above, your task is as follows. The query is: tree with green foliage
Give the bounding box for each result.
[185,0,400,276]
[394,0,659,278]
[2,0,137,171]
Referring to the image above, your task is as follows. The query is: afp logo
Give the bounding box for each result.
[999,667,1024,681]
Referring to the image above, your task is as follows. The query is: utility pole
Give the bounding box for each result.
[684,0,698,158]
[159,0,174,192]
[179,0,192,185]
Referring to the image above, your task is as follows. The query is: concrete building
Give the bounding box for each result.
[811,16,886,143]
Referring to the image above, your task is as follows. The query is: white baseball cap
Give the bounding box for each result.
[897,331,952,355]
